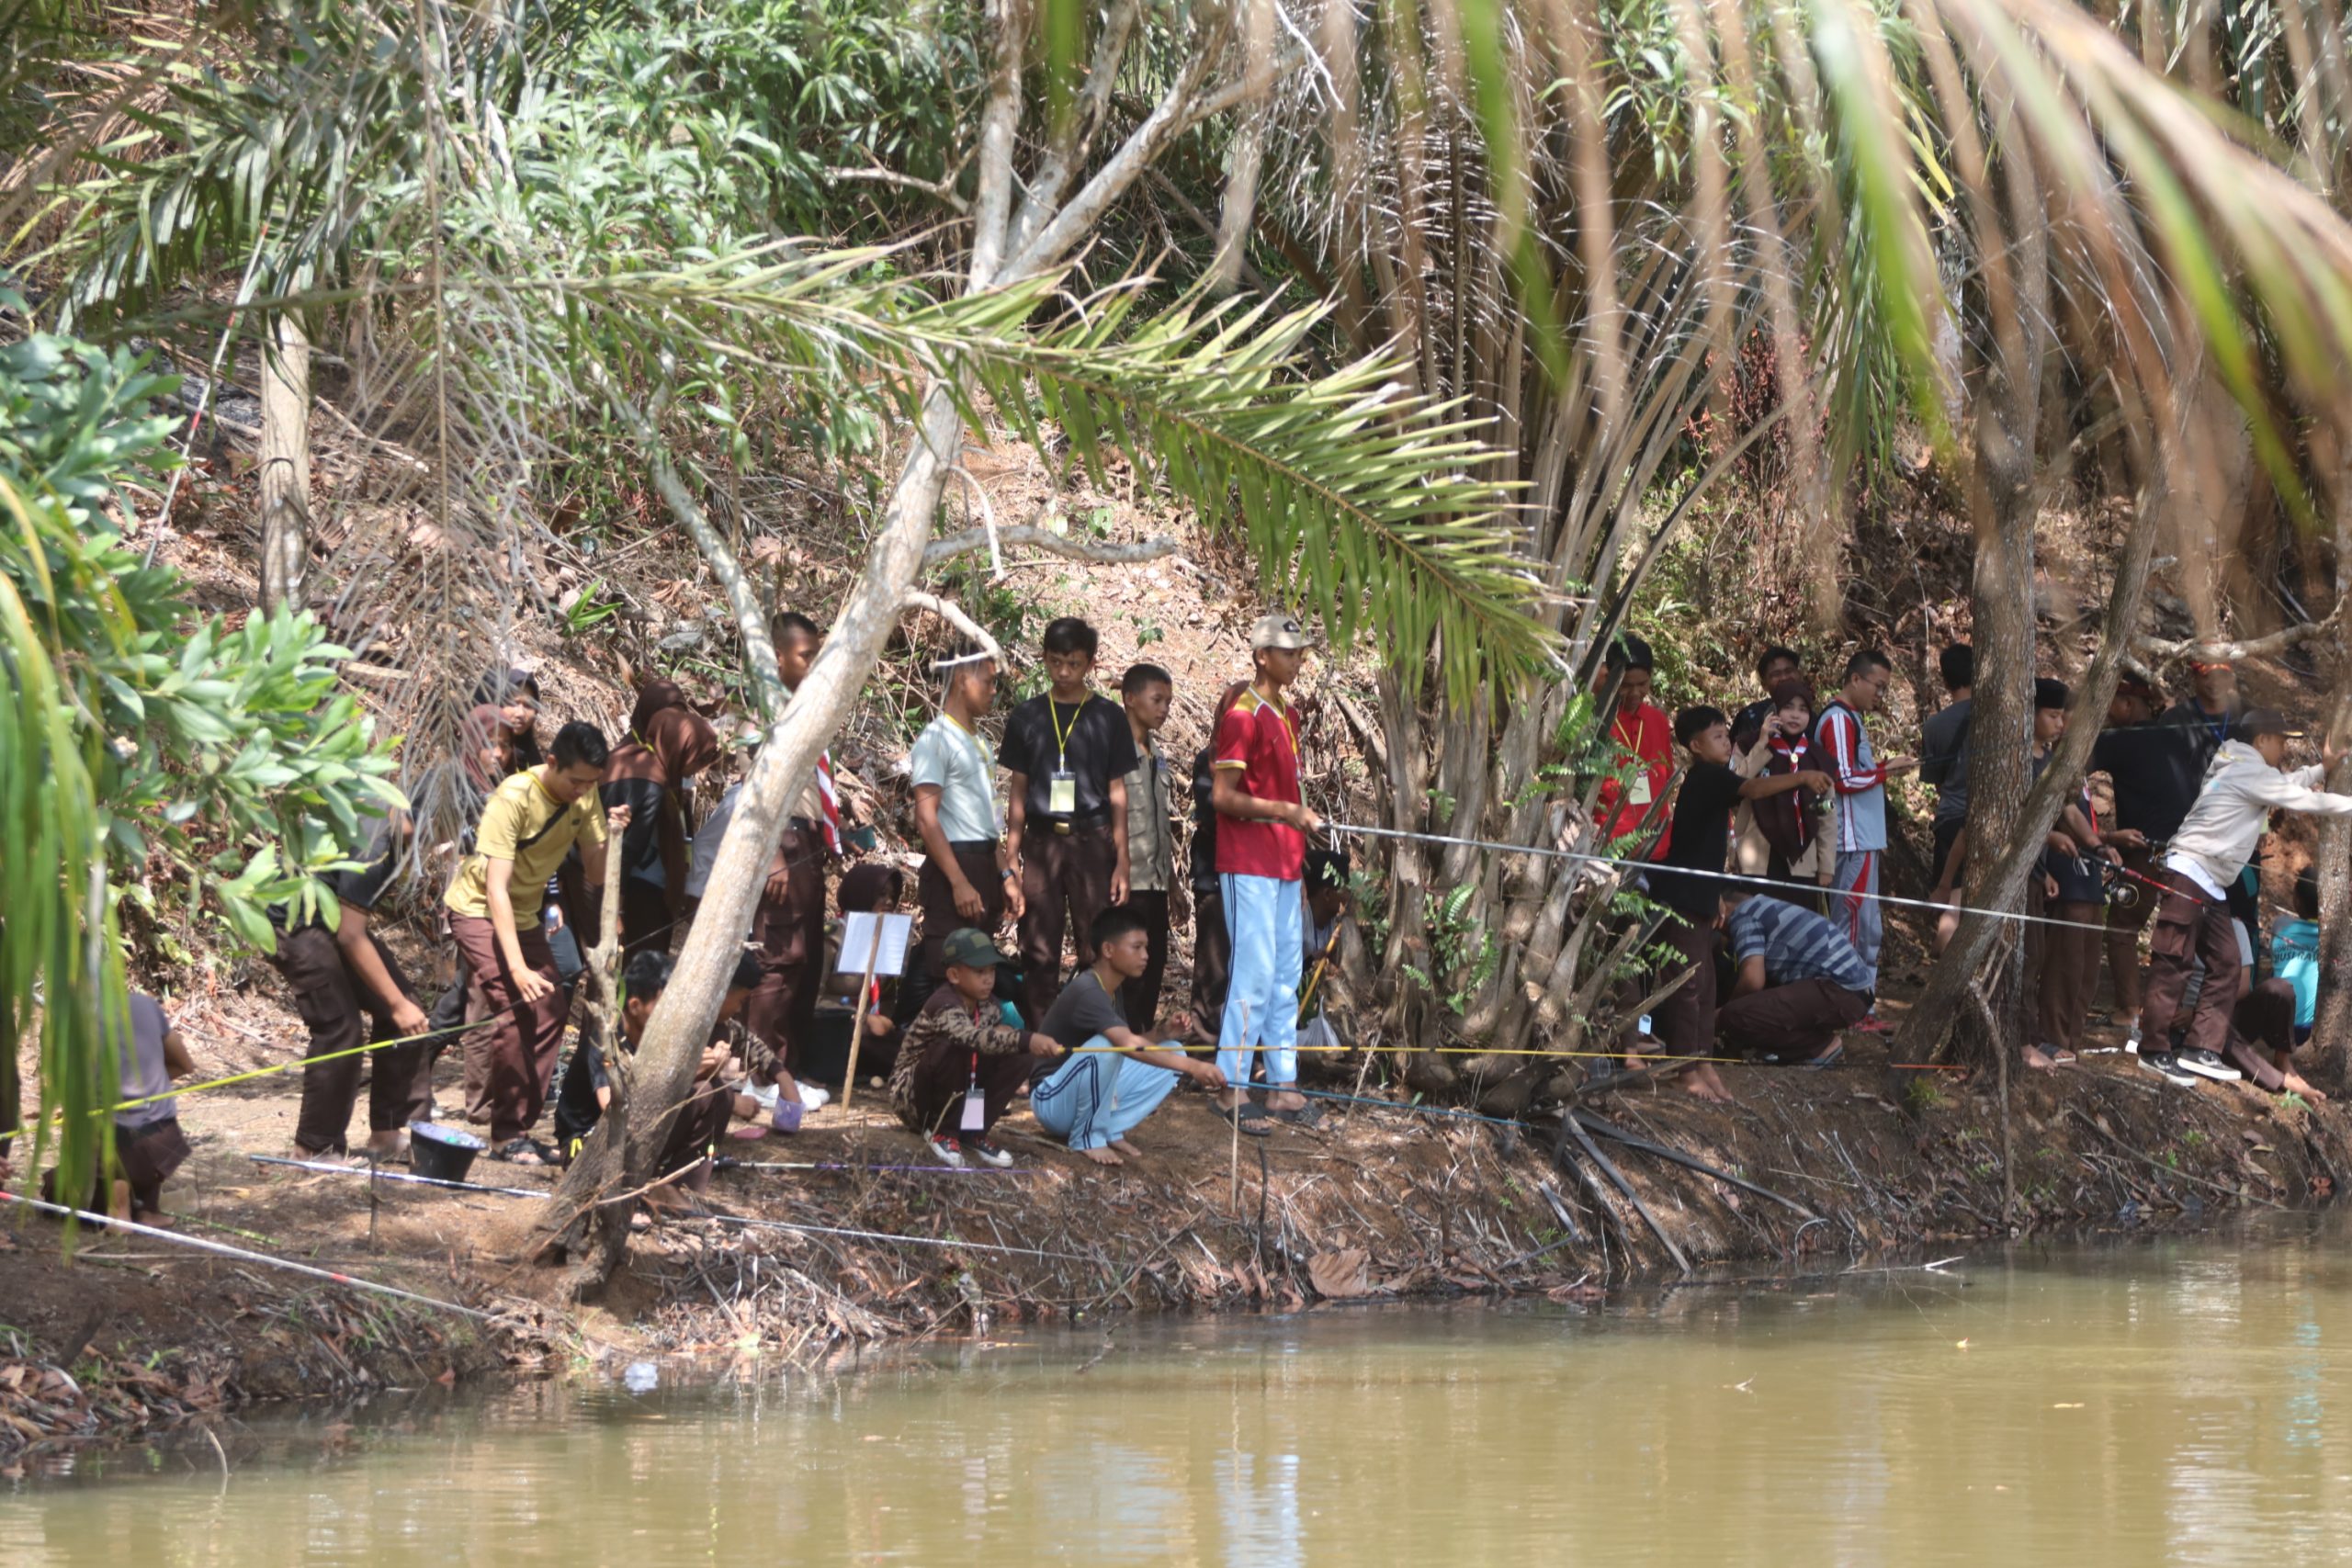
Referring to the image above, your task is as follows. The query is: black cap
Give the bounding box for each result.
[2033,677,2070,711]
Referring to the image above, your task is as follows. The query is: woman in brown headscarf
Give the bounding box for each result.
[603,704,724,959]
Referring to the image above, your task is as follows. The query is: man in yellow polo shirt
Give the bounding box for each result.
[446,720,630,1163]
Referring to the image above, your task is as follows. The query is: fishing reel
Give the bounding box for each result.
[2098,857,2142,908]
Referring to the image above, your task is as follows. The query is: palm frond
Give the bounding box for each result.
[558,255,1551,705]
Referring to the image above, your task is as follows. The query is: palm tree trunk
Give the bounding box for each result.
[2313,445,2352,1087]
[257,313,311,614]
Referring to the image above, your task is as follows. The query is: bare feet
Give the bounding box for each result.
[1080,1146,1125,1167]
[2281,1069,2330,1102]
[1215,1089,1253,1113]
[2022,1044,2057,1071]
[1108,1138,1143,1158]
[1266,1089,1307,1113]
[1681,1063,1734,1103]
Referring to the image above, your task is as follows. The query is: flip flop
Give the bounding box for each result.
[1803,1043,1846,1070]
[491,1137,552,1166]
[1271,1102,1321,1127]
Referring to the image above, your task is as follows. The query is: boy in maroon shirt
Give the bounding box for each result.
[1209,613,1323,1129]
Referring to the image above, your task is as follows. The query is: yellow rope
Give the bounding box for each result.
[89,1011,510,1119]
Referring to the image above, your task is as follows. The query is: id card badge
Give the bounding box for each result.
[1628,773,1653,807]
[960,1083,988,1132]
[1048,770,1078,815]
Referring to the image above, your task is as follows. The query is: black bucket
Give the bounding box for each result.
[408,1121,485,1184]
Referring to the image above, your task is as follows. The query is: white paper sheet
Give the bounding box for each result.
[835,911,912,977]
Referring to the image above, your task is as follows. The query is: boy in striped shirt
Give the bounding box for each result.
[1811,650,1916,1010]
[1717,890,1875,1066]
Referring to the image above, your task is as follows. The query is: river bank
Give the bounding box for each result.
[5,998,2345,1474]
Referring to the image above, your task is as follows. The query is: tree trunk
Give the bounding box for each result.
[538,383,964,1280]
[1900,384,2169,1066]
[257,313,311,614]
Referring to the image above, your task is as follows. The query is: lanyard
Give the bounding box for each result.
[1048,698,1080,771]
[946,712,991,770]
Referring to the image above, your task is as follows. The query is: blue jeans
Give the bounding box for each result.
[1030,1040,1182,1150]
[1217,873,1302,1088]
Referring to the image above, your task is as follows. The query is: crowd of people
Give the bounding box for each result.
[46,612,2352,1224]
[1598,635,2352,1101]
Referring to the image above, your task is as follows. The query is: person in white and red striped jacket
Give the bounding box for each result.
[1809,650,1917,1015]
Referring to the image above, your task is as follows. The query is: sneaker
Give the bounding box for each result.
[2139,1050,2198,1087]
[2175,1047,2243,1083]
[798,1083,831,1111]
[2124,1024,2143,1055]
[925,1134,966,1168]
[966,1137,1014,1168]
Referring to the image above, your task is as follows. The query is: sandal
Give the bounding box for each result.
[1270,1101,1321,1127]
[1216,1103,1273,1137]
[1803,1043,1846,1070]
[491,1137,552,1166]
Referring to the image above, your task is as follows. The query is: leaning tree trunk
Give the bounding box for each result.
[1901,370,2171,1069]
[257,312,311,614]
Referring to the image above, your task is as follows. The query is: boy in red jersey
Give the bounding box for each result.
[1209,614,1323,1129]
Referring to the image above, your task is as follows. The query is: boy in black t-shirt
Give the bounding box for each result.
[269,810,435,1161]
[1639,707,1829,1101]
[1001,618,1140,1023]
[1028,907,1227,1166]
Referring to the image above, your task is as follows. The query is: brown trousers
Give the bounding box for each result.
[2035,899,2105,1055]
[746,821,829,1082]
[1718,977,1872,1058]
[273,923,432,1154]
[2102,842,2160,1018]
[449,913,566,1145]
[1192,881,1230,1033]
[1119,889,1171,1033]
[49,1117,190,1219]
[620,876,675,963]
[914,842,1009,986]
[2139,871,2241,1057]
[1650,913,1720,1057]
[1017,822,1116,1026]
[895,1039,1036,1139]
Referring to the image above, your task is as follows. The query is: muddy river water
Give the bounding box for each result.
[12,1219,2352,1564]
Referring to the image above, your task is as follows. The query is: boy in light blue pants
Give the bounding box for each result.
[1030,908,1227,1166]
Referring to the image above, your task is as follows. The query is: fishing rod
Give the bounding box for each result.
[701,1213,1098,1262]
[0,1187,497,1321]
[1326,820,2128,934]
[249,1153,542,1197]
[98,1009,513,1119]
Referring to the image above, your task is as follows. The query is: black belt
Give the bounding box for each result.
[945,839,1001,852]
[1045,810,1112,837]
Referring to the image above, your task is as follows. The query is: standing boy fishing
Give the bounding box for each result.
[1210,613,1322,1130]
